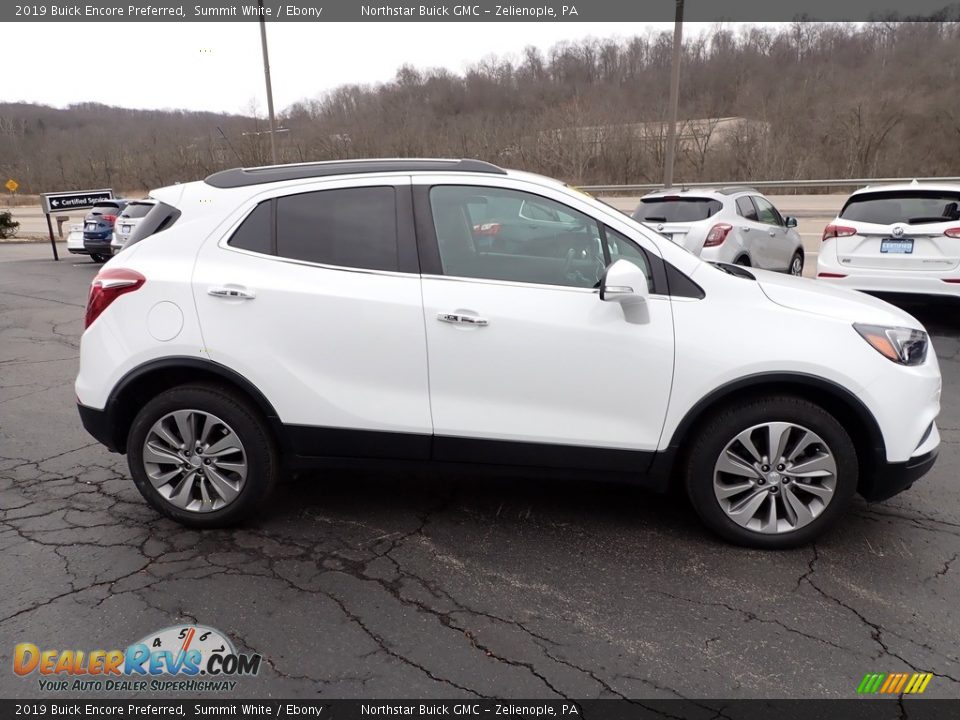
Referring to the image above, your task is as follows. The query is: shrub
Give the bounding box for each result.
[0,211,19,239]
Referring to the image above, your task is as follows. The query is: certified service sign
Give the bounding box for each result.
[41,188,113,214]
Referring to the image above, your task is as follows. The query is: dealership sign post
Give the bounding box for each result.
[40,188,113,261]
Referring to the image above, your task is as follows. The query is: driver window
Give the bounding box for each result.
[430,186,605,289]
[753,196,784,226]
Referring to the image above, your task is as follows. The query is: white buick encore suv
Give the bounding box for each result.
[76,159,941,548]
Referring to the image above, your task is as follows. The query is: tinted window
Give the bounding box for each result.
[752,196,783,226]
[431,186,604,288]
[90,202,122,214]
[736,197,758,221]
[120,202,154,219]
[228,201,272,255]
[276,187,398,271]
[633,197,722,222]
[840,190,960,225]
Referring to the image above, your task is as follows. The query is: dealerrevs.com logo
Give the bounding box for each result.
[14,625,262,693]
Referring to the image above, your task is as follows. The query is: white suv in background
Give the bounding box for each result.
[76,159,940,548]
[817,182,960,297]
[633,187,805,275]
[110,199,157,255]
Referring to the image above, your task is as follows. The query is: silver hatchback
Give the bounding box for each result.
[633,187,805,275]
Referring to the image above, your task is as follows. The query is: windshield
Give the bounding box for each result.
[840,190,960,225]
[633,197,722,223]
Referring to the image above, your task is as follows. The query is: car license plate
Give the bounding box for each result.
[880,238,913,254]
[86,223,97,231]
[121,225,131,234]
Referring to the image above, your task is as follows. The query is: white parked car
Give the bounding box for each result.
[76,159,939,548]
[817,182,960,296]
[66,223,87,256]
[633,187,805,275]
[111,199,157,255]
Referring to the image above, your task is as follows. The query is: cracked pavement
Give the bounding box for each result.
[1,242,959,700]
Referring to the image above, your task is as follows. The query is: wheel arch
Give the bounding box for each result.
[103,357,282,454]
[657,373,886,495]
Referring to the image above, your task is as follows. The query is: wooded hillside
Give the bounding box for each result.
[2,21,958,193]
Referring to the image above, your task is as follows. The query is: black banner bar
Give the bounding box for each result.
[2,700,959,720]
[4,0,960,22]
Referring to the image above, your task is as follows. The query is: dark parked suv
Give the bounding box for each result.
[83,200,129,262]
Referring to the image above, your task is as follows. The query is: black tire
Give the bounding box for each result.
[683,395,858,549]
[90,253,106,263]
[734,255,751,266]
[127,384,279,528]
[789,251,804,276]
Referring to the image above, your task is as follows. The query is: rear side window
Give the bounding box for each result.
[276,187,398,271]
[634,197,721,223]
[840,190,960,225]
[735,197,758,221]
[228,201,272,255]
[121,203,154,219]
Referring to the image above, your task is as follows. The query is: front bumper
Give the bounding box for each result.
[861,448,938,502]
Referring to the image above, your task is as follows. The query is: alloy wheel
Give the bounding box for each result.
[142,409,247,513]
[712,422,837,534]
[790,256,803,276]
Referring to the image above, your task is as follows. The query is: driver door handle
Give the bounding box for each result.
[438,312,489,327]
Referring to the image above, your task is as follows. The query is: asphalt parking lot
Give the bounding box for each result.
[1,242,959,700]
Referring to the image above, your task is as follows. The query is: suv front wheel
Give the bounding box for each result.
[127,384,278,528]
[684,396,858,548]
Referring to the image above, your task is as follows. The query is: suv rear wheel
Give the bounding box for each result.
[127,384,278,528]
[683,396,858,548]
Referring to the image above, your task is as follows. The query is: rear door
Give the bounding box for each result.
[835,189,960,272]
[192,176,433,459]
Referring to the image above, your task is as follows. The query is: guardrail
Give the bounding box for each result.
[579,176,960,194]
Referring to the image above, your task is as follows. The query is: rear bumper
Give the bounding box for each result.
[78,403,121,452]
[861,448,938,502]
[83,239,113,255]
[817,245,960,296]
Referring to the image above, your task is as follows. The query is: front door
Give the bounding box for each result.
[417,181,675,470]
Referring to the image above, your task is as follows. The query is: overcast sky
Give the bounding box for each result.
[6,22,781,115]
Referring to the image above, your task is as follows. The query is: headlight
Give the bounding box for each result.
[853,324,928,365]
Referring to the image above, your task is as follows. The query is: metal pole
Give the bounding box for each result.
[258,0,278,166]
[662,0,684,188]
[45,212,59,261]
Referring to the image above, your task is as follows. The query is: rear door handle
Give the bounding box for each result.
[208,286,256,300]
[437,312,488,327]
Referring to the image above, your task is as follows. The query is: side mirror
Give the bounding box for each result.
[600,259,649,304]
[785,216,798,228]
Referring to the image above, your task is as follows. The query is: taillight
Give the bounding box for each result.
[473,222,501,236]
[102,214,117,224]
[703,223,733,247]
[945,228,960,238]
[822,224,856,242]
[85,268,145,329]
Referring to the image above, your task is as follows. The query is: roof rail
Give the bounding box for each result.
[716,186,758,195]
[204,158,507,189]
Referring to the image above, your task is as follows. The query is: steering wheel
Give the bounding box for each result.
[563,246,606,285]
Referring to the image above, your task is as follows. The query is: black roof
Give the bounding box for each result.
[205,158,507,189]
